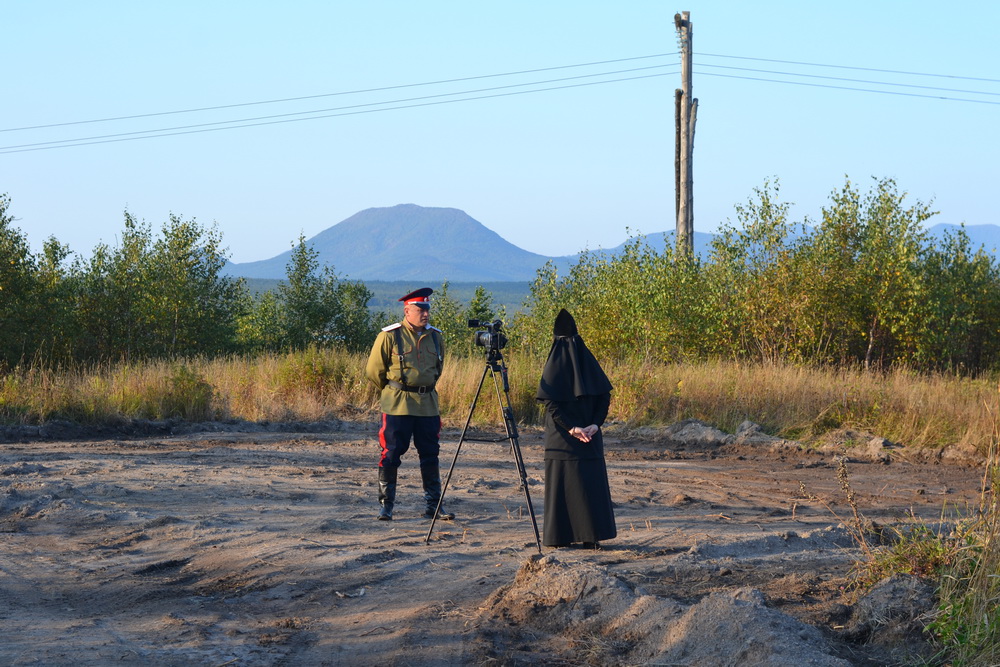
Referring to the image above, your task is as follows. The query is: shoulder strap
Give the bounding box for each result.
[431,329,442,362]
[392,326,407,386]
[391,327,441,386]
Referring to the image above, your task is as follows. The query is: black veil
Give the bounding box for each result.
[536,309,613,402]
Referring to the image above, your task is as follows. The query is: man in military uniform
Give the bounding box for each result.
[365,287,454,522]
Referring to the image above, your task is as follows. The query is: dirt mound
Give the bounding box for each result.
[470,554,852,665]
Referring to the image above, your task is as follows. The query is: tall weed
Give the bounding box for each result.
[926,402,1000,665]
[108,362,216,421]
[831,393,1000,666]
[1,353,998,456]
[436,350,542,427]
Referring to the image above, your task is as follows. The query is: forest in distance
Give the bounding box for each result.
[244,278,530,314]
[4,176,1000,374]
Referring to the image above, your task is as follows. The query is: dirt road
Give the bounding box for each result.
[0,422,985,665]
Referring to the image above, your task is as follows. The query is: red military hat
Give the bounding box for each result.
[399,287,433,309]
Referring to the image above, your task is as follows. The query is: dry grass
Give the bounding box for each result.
[598,358,998,454]
[925,426,1000,664]
[1,350,997,454]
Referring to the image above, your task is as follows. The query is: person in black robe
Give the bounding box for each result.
[536,309,616,548]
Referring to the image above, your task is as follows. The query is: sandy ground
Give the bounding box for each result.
[0,420,986,666]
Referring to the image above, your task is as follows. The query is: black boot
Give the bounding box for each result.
[421,465,454,520]
[377,466,397,521]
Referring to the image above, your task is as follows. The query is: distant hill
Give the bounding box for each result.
[927,223,1000,253]
[223,204,559,282]
[603,224,1000,260]
[599,230,716,258]
[222,204,1000,283]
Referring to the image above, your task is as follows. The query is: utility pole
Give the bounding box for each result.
[674,11,697,259]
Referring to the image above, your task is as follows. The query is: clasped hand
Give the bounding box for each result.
[569,424,599,442]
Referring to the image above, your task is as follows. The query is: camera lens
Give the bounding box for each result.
[471,320,507,350]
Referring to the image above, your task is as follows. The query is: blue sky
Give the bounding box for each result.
[2,1,997,264]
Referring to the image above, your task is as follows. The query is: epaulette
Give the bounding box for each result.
[381,322,402,332]
[428,325,442,333]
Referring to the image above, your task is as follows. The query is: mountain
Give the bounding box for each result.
[600,230,717,258]
[223,204,557,281]
[222,205,1000,283]
[927,223,1000,253]
[601,224,1000,260]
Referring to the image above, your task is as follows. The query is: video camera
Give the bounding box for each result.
[468,319,507,352]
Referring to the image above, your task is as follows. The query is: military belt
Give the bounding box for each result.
[387,380,435,394]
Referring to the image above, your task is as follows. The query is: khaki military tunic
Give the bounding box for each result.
[365,321,444,416]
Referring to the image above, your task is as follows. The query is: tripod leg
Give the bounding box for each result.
[509,435,542,553]
[490,368,543,554]
[425,363,489,545]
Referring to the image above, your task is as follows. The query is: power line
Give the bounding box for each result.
[0,53,678,134]
[698,71,1000,105]
[697,52,1000,84]
[0,65,676,152]
[7,51,992,138]
[3,50,997,155]
[0,72,677,155]
[698,62,1000,97]
[7,51,995,140]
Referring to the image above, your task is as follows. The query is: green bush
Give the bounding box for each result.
[275,346,353,401]
[124,364,216,421]
[513,177,1000,374]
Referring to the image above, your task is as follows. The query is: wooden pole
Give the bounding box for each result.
[674,88,682,223]
[674,11,695,259]
[689,97,698,239]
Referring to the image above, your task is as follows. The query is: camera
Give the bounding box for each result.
[468,319,508,351]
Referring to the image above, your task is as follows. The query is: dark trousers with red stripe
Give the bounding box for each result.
[378,413,441,471]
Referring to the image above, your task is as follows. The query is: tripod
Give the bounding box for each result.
[425,346,543,554]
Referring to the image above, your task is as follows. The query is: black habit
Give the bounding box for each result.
[536,309,617,547]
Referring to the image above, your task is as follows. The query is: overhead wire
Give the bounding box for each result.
[0,64,676,151]
[0,71,677,155]
[696,62,1000,97]
[0,52,678,134]
[693,52,1000,104]
[696,71,1000,106]
[697,52,1000,84]
[2,50,997,155]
